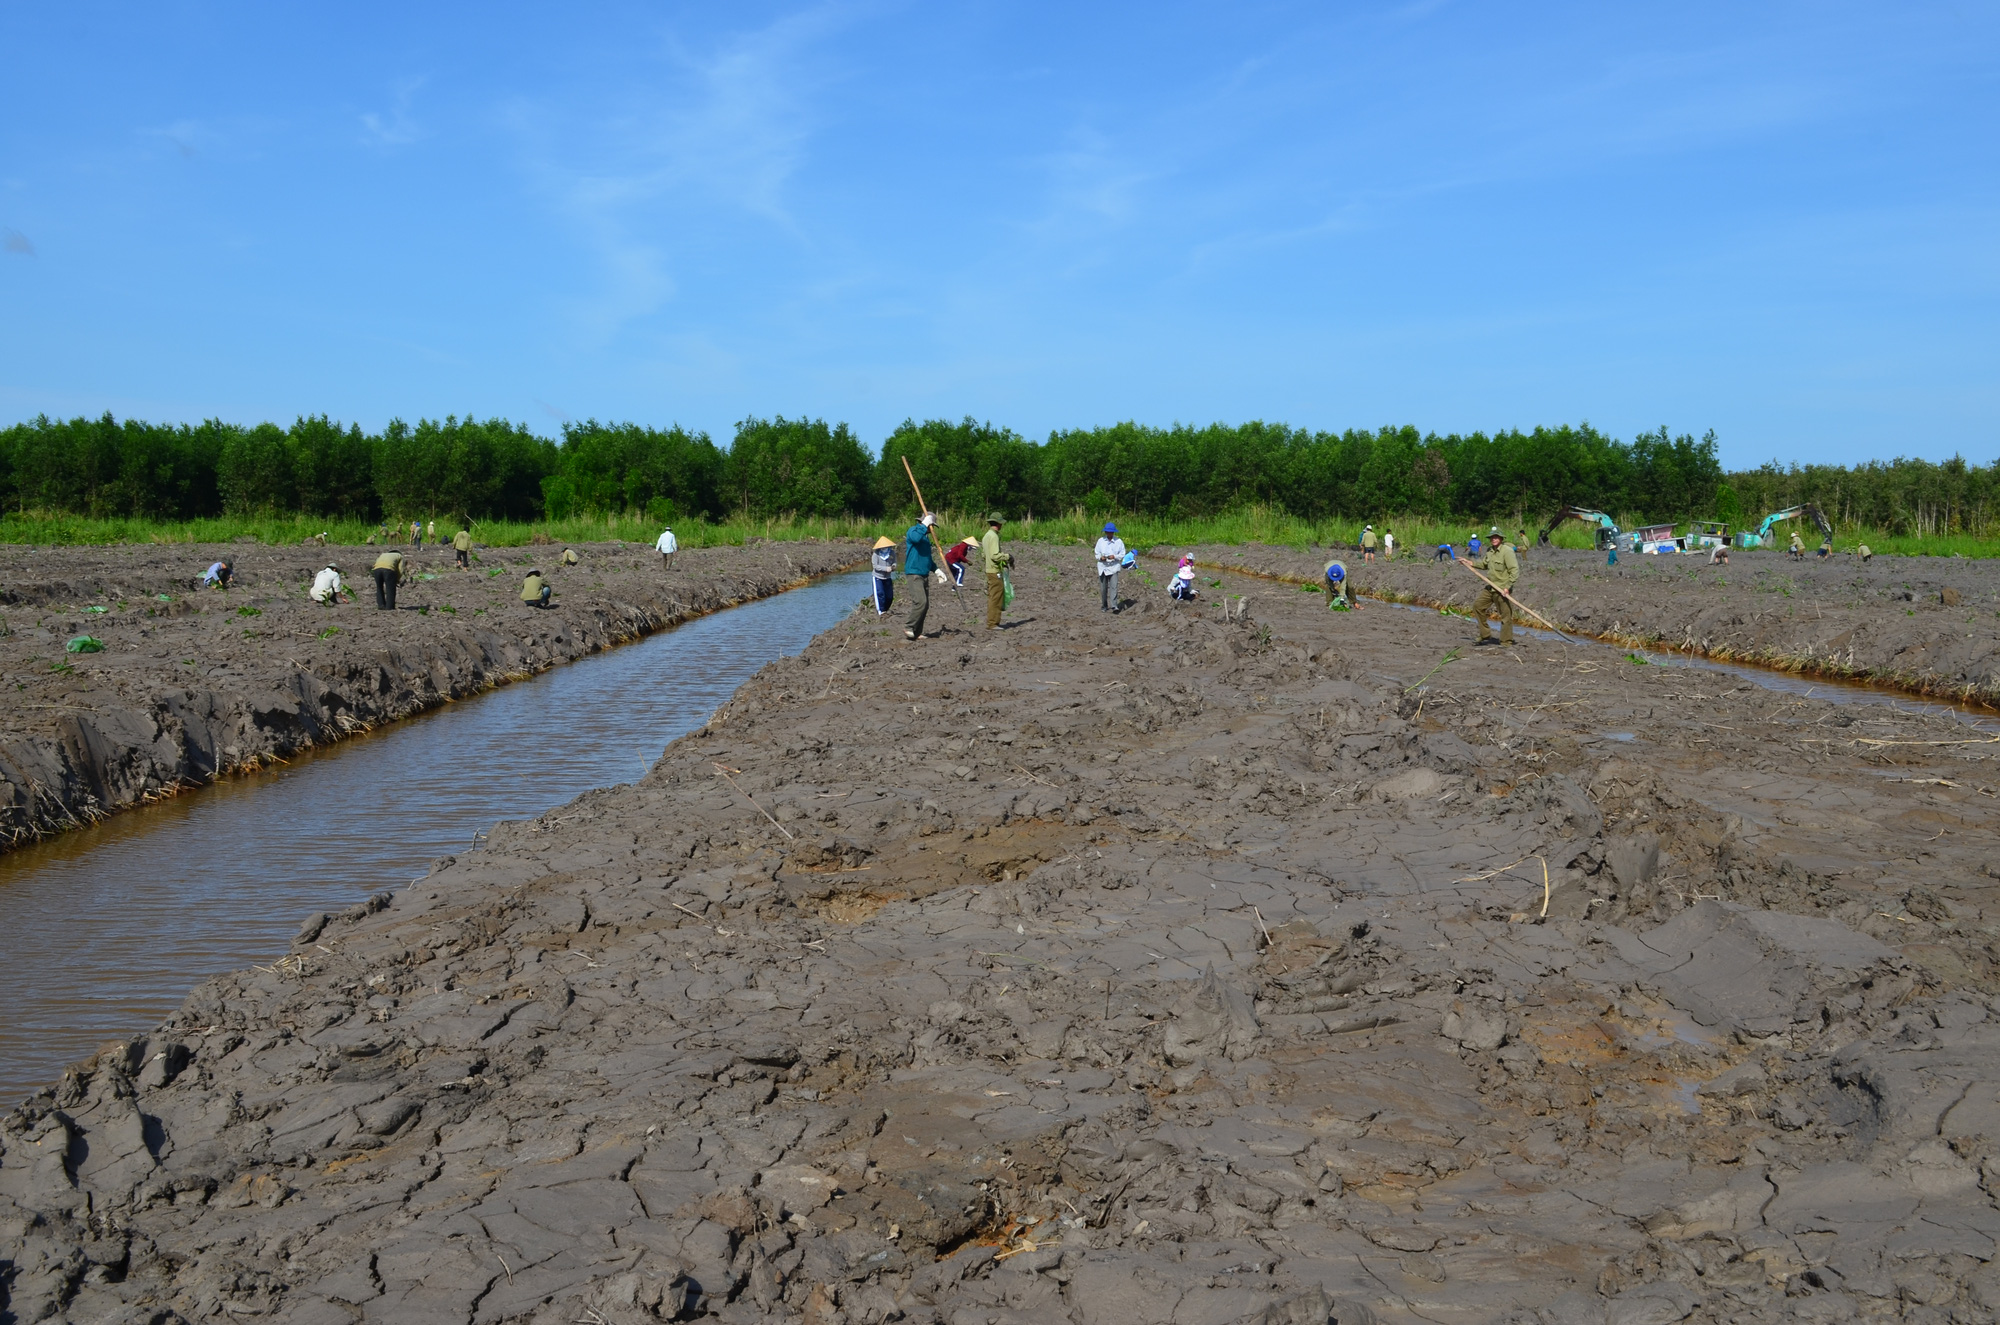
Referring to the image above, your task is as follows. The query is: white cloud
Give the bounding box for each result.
[362,78,428,147]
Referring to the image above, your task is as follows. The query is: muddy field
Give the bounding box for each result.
[5,541,1996,1323]
[0,539,866,850]
[1186,542,2000,709]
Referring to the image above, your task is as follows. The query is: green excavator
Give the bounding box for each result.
[1537,505,1623,550]
[1734,503,1832,550]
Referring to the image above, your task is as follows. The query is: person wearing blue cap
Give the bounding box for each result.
[1094,522,1127,613]
[1324,559,1359,610]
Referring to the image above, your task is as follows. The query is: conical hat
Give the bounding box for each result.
[873,536,895,549]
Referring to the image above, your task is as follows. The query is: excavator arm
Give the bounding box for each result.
[1742,503,1833,548]
[1538,505,1621,549]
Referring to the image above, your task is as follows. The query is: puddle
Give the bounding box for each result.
[1603,732,1636,743]
[0,572,872,1103]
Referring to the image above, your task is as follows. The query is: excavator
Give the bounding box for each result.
[1734,503,1832,550]
[1537,506,1623,550]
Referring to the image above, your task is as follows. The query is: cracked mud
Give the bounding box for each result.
[3,544,1998,1323]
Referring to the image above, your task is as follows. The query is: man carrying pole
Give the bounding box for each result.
[903,511,939,640]
[1455,528,1575,643]
[1467,526,1519,646]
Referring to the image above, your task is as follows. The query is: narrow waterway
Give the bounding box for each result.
[0,572,870,1104]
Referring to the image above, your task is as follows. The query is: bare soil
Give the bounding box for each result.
[0,539,865,850]
[1186,542,2000,708]
[4,545,1998,1323]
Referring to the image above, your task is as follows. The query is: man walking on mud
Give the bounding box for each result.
[904,512,938,640]
[453,523,473,570]
[982,513,1009,630]
[1470,527,1520,646]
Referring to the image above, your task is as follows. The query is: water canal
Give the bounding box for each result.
[0,572,870,1103]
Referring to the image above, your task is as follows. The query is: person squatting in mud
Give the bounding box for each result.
[1470,526,1521,646]
[1323,559,1358,610]
[943,533,976,588]
[371,549,407,610]
[903,512,938,640]
[1169,555,1198,602]
[1095,522,1127,613]
[310,564,349,605]
[199,557,233,590]
[982,513,1010,629]
[520,568,552,609]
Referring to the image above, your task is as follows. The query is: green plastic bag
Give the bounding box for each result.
[65,635,106,653]
[1001,569,1015,609]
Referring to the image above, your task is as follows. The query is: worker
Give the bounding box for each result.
[371,548,407,610]
[410,519,422,547]
[871,536,896,615]
[1858,543,1873,563]
[453,524,473,570]
[982,513,1009,630]
[561,547,580,567]
[1470,528,1520,646]
[1383,530,1396,560]
[199,557,234,590]
[1433,542,1456,563]
[1468,530,1483,558]
[1788,530,1803,560]
[943,535,976,588]
[1361,525,1378,561]
[375,521,390,545]
[904,512,938,639]
[655,523,678,571]
[1707,543,1730,565]
[521,568,552,608]
[1817,538,1831,560]
[310,564,349,605]
[1324,560,1358,610]
[1169,555,1198,601]
[426,519,437,546]
[1095,522,1126,614]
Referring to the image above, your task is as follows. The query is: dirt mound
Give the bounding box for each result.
[4,542,1997,1322]
[0,540,864,851]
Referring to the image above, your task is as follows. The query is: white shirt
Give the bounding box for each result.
[1384,534,1395,555]
[310,568,343,602]
[655,529,678,554]
[1094,536,1126,575]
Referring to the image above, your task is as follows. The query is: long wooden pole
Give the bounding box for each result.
[899,455,959,601]
[1454,558,1573,642]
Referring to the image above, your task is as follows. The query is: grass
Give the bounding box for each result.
[3,505,1997,559]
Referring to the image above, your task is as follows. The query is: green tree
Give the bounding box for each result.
[725,416,874,517]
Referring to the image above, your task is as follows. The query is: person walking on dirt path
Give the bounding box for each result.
[200,558,233,590]
[1361,526,1377,561]
[1470,528,1520,646]
[944,535,976,588]
[409,519,421,548]
[903,512,939,639]
[655,524,678,571]
[310,564,349,605]
[982,514,1009,630]
[521,569,552,608]
[1324,560,1358,610]
[371,549,407,610]
[1789,530,1803,560]
[1095,522,1127,613]
[871,537,896,615]
[453,524,472,570]
[426,519,436,546]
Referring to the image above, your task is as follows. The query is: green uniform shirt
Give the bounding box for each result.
[521,572,547,602]
[1476,543,1520,589]
[453,530,472,552]
[980,528,1005,574]
[372,551,405,576]
[1361,531,1377,549]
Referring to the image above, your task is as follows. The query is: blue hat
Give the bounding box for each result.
[1103,522,1117,534]
[1327,564,1345,581]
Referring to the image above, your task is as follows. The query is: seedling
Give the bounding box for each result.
[236,605,261,617]
[318,626,340,639]
[1626,653,1651,665]
[49,661,73,674]
[84,605,107,614]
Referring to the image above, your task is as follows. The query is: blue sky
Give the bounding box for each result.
[1,2,1994,468]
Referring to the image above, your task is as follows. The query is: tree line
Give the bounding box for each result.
[2,409,1993,535]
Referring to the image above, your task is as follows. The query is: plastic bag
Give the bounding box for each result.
[65,635,106,653]
[1001,569,1015,609]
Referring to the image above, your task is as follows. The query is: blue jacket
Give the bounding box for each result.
[904,525,937,576]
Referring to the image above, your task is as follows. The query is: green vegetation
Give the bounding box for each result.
[5,409,1998,557]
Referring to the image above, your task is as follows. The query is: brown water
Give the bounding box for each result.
[0,572,870,1105]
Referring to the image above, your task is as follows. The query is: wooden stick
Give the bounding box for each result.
[900,455,929,514]
[899,455,956,599]
[1454,559,1573,641]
